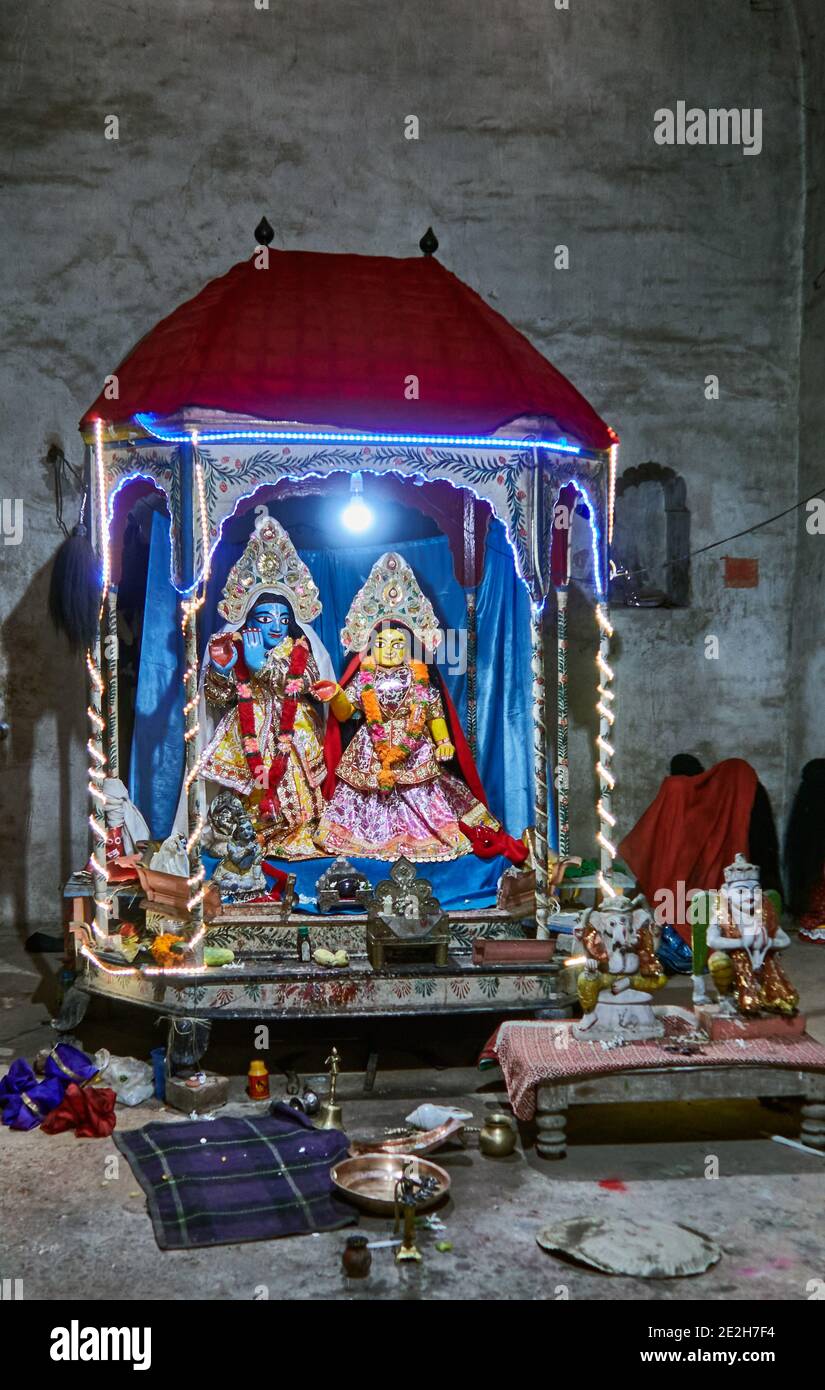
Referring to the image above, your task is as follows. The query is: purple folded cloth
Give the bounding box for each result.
[2,1077,67,1131]
[0,1058,36,1106]
[44,1043,99,1087]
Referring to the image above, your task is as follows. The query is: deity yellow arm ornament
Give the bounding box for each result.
[428,715,455,762]
[422,682,454,761]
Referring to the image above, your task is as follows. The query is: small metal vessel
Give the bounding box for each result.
[478,1111,517,1157]
[342,1235,372,1279]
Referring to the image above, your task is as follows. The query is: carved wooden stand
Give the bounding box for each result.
[535,1065,825,1160]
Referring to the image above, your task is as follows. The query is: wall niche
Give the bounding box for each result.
[611,462,690,608]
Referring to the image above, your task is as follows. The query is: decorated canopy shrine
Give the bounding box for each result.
[64,229,621,1029]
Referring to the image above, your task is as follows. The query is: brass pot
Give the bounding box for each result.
[479,1112,517,1157]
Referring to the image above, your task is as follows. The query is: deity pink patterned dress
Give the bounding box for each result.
[313,552,496,862]
[315,659,493,861]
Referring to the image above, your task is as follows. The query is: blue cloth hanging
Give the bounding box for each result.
[475,522,553,844]
[128,510,185,838]
[201,850,508,914]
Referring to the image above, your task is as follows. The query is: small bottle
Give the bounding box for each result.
[342,1235,371,1279]
[247,1059,270,1100]
[297,925,312,963]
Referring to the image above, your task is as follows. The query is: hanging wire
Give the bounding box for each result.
[47,443,85,536]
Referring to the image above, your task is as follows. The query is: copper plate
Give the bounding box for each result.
[331,1153,451,1217]
[348,1117,465,1157]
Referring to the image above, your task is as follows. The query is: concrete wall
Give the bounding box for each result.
[0,0,817,928]
[787,0,825,791]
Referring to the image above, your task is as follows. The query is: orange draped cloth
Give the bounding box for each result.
[618,758,757,944]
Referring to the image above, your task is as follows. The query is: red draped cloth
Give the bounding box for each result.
[81,252,616,450]
[618,758,758,944]
[41,1084,117,1138]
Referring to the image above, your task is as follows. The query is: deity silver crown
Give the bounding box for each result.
[218,513,322,626]
[723,852,760,885]
[341,552,442,653]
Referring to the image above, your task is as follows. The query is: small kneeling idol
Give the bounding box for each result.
[203,792,267,901]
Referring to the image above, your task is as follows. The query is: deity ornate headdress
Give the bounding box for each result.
[600,895,635,914]
[341,552,442,653]
[218,513,322,625]
[723,852,761,886]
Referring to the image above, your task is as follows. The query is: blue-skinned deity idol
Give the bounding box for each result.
[198,513,335,859]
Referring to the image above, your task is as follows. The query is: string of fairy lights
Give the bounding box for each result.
[607,443,617,547]
[83,426,212,971]
[579,443,618,897]
[594,601,617,899]
[86,419,112,941]
[82,426,622,984]
[79,939,228,979]
[553,451,619,900]
[181,433,210,920]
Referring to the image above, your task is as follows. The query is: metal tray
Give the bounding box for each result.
[330,1153,451,1217]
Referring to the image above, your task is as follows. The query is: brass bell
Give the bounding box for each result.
[317,1046,343,1130]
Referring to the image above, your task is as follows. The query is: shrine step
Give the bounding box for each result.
[204,910,534,956]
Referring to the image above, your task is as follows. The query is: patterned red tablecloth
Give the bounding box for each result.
[481,1014,825,1121]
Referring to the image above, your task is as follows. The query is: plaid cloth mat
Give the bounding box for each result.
[114,1103,355,1249]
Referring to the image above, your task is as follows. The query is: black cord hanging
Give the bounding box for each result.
[46,444,101,651]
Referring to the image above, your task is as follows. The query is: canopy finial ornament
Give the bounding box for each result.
[255,216,275,247]
[419,227,438,256]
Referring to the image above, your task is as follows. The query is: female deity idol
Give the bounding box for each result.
[312,552,496,861]
[197,513,335,860]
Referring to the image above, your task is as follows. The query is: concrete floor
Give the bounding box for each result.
[2,927,824,1302]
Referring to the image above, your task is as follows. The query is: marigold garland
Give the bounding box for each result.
[150,933,188,967]
[360,657,431,790]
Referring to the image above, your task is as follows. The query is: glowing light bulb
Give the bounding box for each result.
[341,471,373,532]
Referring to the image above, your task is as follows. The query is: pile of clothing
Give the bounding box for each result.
[0,1043,116,1137]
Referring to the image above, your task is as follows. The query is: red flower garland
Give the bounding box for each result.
[234,636,310,819]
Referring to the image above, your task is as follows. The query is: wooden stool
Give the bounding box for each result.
[536,1064,825,1159]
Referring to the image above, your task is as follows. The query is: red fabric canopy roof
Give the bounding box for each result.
[81,250,615,449]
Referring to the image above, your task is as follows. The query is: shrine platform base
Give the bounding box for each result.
[75,954,570,1021]
[71,906,574,1022]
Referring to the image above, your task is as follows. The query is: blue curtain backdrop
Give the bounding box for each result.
[130,515,555,854]
[129,510,186,834]
[475,523,537,840]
